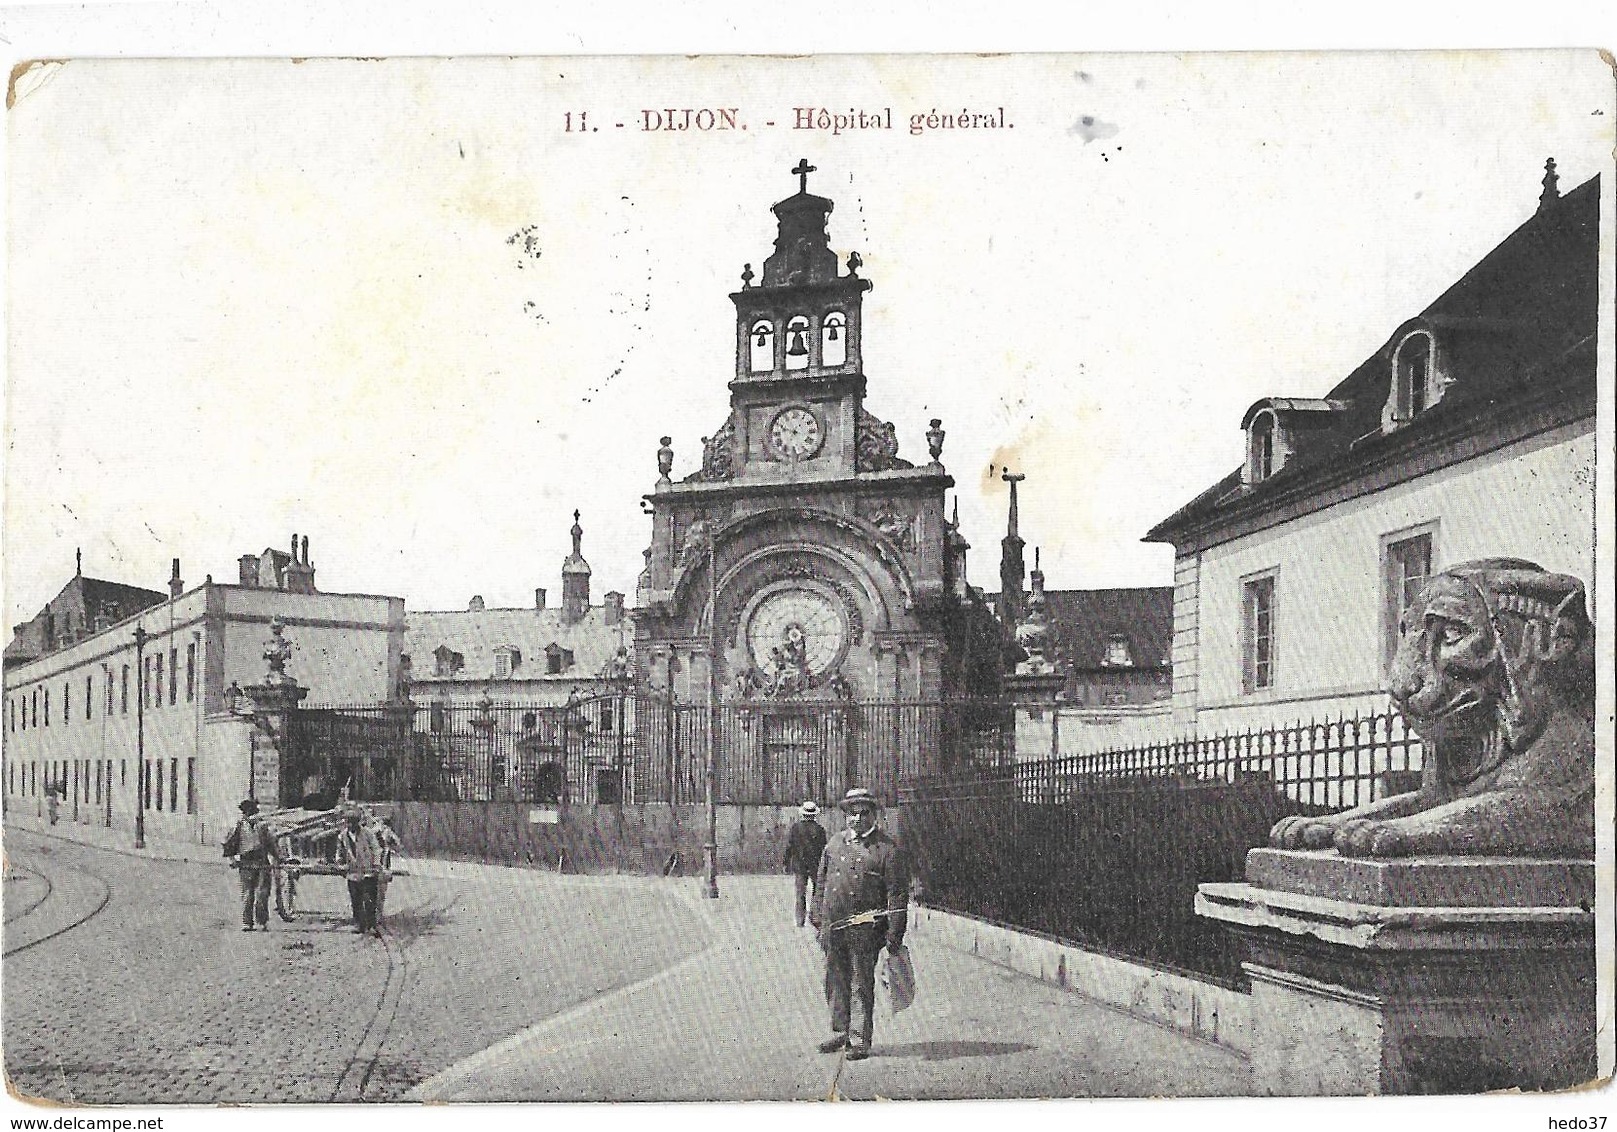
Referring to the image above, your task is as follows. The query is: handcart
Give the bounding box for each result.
[256,802,402,921]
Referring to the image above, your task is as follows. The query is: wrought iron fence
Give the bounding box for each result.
[287,695,1012,807]
[899,709,1425,987]
[1013,710,1424,809]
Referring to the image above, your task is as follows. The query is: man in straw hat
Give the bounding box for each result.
[782,800,828,928]
[809,787,909,1061]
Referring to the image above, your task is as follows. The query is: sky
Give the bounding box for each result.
[4,49,1612,631]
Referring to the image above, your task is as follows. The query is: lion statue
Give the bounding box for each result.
[1269,558,1594,858]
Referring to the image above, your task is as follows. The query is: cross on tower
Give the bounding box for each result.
[791,158,816,195]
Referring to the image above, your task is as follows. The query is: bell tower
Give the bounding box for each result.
[696,159,879,483]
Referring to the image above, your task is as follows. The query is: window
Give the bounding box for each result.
[1390,331,1438,426]
[749,319,774,373]
[86,676,93,720]
[1383,528,1435,671]
[121,665,129,714]
[1242,572,1277,693]
[433,645,464,678]
[494,646,522,679]
[63,682,70,726]
[545,644,575,675]
[784,314,810,371]
[187,758,197,814]
[599,701,614,732]
[155,654,164,709]
[169,647,178,705]
[186,643,196,701]
[821,311,847,367]
[170,757,178,812]
[1102,634,1132,667]
[44,688,50,727]
[106,670,114,715]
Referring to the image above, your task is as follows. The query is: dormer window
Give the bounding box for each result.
[545,643,575,675]
[749,320,774,372]
[784,315,810,370]
[494,645,522,678]
[821,311,847,367]
[433,645,465,678]
[1387,330,1442,429]
[1102,634,1132,667]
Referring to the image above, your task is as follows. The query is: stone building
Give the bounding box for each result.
[404,511,634,708]
[634,161,1001,785]
[3,536,404,845]
[1145,164,1598,735]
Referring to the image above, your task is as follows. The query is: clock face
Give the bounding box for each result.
[747,588,847,678]
[768,406,823,461]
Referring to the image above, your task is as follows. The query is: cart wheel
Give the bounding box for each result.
[275,870,296,921]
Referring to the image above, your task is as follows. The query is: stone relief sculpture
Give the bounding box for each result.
[1270,559,1594,858]
[685,420,736,482]
[854,407,913,472]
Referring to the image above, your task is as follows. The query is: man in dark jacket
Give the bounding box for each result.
[226,799,279,931]
[810,787,908,1061]
[783,800,828,928]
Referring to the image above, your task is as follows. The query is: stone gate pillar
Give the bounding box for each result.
[240,617,309,808]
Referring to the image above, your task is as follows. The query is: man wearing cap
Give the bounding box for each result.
[810,787,909,1061]
[782,800,828,928]
[339,806,385,936]
[226,799,278,931]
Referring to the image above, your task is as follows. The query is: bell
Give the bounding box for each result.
[827,323,839,342]
[787,330,808,357]
[755,330,768,347]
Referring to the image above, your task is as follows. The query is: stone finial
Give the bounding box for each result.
[263,617,294,685]
[847,250,862,278]
[926,418,946,465]
[75,547,82,577]
[1539,157,1560,210]
[657,436,674,484]
[740,263,754,289]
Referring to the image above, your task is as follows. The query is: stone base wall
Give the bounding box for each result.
[391,802,871,875]
[909,904,1251,1054]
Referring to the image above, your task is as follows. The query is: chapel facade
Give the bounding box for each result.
[634,162,999,714]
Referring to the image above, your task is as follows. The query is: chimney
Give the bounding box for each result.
[535,588,548,611]
[604,591,625,626]
[239,554,260,587]
[469,595,485,612]
[169,558,184,599]
[283,535,317,594]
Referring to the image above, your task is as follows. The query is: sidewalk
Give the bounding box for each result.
[3,810,219,864]
[413,874,1253,1101]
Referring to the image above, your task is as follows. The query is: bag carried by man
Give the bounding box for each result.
[880,943,916,1014]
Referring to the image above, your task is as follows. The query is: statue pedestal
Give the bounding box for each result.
[1197,849,1595,1095]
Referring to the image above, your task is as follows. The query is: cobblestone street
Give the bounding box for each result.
[4,819,1252,1104]
[2,826,709,1103]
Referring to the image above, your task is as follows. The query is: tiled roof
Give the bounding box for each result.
[5,575,168,662]
[405,606,635,682]
[1040,587,1173,670]
[1147,174,1599,542]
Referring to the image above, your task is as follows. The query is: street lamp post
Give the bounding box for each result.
[704,525,720,899]
[133,624,148,850]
